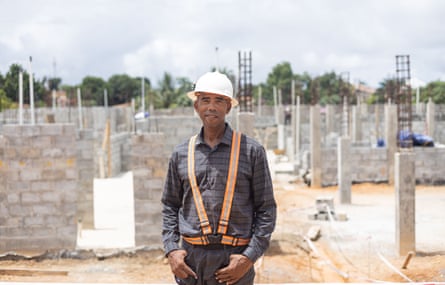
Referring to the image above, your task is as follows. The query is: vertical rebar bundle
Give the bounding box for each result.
[395,55,413,149]
[238,51,253,112]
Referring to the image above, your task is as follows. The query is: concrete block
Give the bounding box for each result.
[41,148,64,158]
[7,193,20,203]
[19,147,41,158]
[40,124,64,136]
[20,169,42,181]
[31,181,53,192]
[32,136,52,148]
[21,192,41,204]
[24,216,45,226]
[41,191,61,203]
[33,204,57,215]
[9,204,33,217]
[41,169,66,180]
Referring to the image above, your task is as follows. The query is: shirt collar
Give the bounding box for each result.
[197,123,233,146]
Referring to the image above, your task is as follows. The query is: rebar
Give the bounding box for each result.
[395,55,413,149]
[237,51,253,112]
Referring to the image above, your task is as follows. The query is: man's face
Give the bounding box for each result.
[194,92,232,127]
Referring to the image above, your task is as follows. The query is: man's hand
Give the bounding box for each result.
[167,249,197,280]
[214,254,253,285]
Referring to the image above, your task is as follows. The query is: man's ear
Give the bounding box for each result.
[194,100,198,110]
[226,102,232,114]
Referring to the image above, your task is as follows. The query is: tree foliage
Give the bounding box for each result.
[421,81,445,104]
[107,74,139,105]
[2,61,445,110]
[81,76,107,106]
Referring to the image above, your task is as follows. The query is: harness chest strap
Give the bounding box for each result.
[185,131,250,246]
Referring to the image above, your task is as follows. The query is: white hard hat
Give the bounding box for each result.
[187,71,238,107]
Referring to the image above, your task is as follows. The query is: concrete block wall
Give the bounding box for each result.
[126,133,169,247]
[414,146,445,184]
[321,146,388,186]
[0,124,78,251]
[320,145,445,186]
[135,115,201,153]
[1,106,134,134]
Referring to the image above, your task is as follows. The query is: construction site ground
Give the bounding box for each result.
[1,174,445,283]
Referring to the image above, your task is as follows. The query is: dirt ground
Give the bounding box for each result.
[1,178,444,283]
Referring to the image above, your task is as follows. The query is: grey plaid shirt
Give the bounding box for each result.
[161,124,276,262]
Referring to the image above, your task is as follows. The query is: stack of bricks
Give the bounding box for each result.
[0,124,78,251]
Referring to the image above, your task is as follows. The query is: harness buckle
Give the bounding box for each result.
[207,234,222,244]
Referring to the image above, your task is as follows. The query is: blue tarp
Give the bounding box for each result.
[398,130,434,147]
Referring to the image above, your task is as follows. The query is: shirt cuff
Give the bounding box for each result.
[164,242,181,257]
[242,246,260,263]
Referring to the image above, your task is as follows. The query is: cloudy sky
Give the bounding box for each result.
[1,0,444,88]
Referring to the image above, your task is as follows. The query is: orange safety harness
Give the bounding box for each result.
[182,131,250,246]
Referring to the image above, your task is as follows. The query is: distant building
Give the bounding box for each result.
[355,83,376,104]
[56,90,68,107]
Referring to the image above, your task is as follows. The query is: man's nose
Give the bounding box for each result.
[207,100,217,110]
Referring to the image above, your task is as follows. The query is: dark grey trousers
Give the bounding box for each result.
[175,241,255,285]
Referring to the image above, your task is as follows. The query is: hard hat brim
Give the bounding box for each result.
[187,91,239,107]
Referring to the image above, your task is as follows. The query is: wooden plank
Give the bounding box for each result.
[0,269,68,276]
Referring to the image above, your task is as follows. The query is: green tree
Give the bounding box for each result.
[158,72,177,108]
[107,74,139,105]
[81,76,107,106]
[2,64,47,107]
[133,77,152,111]
[265,62,294,105]
[175,77,193,107]
[371,78,397,104]
[421,81,445,103]
[318,72,342,105]
[3,64,28,103]
[292,72,312,105]
[48,77,62,91]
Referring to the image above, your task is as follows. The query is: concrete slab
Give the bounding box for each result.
[77,171,135,249]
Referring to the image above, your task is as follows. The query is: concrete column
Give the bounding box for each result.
[295,96,301,161]
[395,151,416,256]
[237,112,255,138]
[426,98,435,139]
[289,106,296,162]
[338,136,351,204]
[277,124,285,150]
[310,105,322,188]
[385,104,397,184]
[325,105,335,134]
[351,106,362,143]
[277,103,285,150]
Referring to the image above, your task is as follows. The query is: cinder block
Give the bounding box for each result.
[20,169,42,181]
[21,192,40,204]
[40,124,64,136]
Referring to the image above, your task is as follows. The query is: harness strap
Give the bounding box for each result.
[187,131,243,242]
[217,131,242,234]
[188,134,211,235]
[182,235,250,246]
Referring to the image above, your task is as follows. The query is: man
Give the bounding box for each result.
[162,71,276,285]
